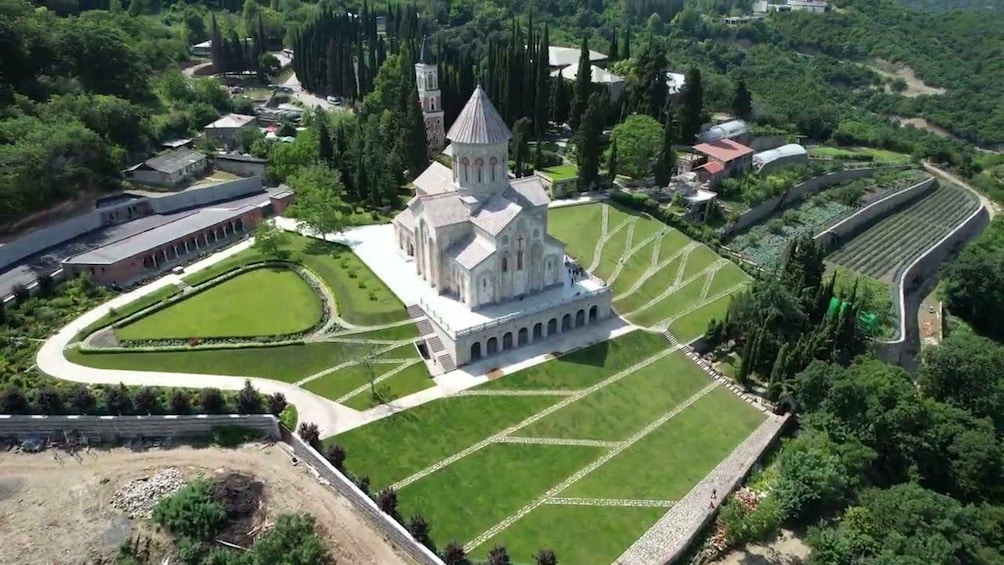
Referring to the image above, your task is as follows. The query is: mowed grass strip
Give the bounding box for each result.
[704,263,750,298]
[547,204,604,266]
[563,387,765,500]
[518,350,709,441]
[470,505,668,565]
[66,341,364,383]
[628,276,706,328]
[610,238,656,294]
[117,268,322,340]
[342,362,435,411]
[335,323,420,341]
[331,395,560,488]
[477,330,668,391]
[594,218,633,281]
[613,255,683,312]
[303,363,392,401]
[669,294,735,343]
[399,444,604,548]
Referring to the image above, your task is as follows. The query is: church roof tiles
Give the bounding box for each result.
[506,176,551,208]
[448,234,496,269]
[420,194,470,227]
[471,195,522,235]
[446,86,512,145]
[412,161,453,196]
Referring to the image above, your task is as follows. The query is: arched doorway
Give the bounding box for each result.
[518,328,529,346]
[547,318,558,335]
[532,323,543,340]
[470,342,482,361]
[562,313,572,331]
[487,337,499,355]
[589,305,598,322]
[503,332,513,350]
[576,309,585,327]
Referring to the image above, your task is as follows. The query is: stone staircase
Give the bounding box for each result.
[427,335,445,353]
[437,353,456,372]
[662,329,680,348]
[416,318,434,336]
[406,304,425,319]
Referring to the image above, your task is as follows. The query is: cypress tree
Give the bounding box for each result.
[623,28,630,60]
[609,29,619,62]
[677,66,704,143]
[209,14,223,72]
[318,114,334,165]
[533,24,550,136]
[568,36,592,130]
[574,93,604,191]
[653,110,676,186]
[733,78,753,120]
[607,137,618,182]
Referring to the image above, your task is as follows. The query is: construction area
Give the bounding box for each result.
[0,442,414,565]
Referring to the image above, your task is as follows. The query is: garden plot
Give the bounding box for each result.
[331,331,766,560]
[547,204,751,335]
[828,184,980,281]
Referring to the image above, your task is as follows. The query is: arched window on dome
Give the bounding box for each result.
[462,157,470,182]
[476,158,484,183]
[490,157,498,183]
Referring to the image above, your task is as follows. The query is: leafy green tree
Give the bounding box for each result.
[919,332,1004,432]
[259,53,281,81]
[169,389,190,414]
[610,114,661,178]
[199,387,226,414]
[253,221,290,260]
[774,432,854,521]
[247,513,333,565]
[286,164,347,237]
[235,379,263,414]
[152,480,227,540]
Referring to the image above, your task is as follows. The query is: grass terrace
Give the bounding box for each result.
[808,145,913,164]
[116,267,322,340]
[330,329,766,558]
[539,163,578,182]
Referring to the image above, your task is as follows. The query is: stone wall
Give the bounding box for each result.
[724,167,895,238]
[147,176,264,213]
[0,213,102,271]
[280,428,446,565]
[814,177,936,253]
[875,199,988,370]
[0,414,279,441]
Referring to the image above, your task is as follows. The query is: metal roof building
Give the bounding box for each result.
[698,120,750,143]
[754,144,808,171]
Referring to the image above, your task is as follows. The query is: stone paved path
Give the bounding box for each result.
[623,260,722,319]
[390,347,678,491]
[615,413,789,565]
[464,381,719,552]
[587,216,634,273]
[607,231,664,286]
[612,241,696,302]
[546,497,676,508]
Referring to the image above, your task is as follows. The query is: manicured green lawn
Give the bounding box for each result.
[809,145,912,164]
[594,219,633,281]
[331,395,560,488]
[564,387,765,500]
[669,294,735,343]
[628,277,706,327]
[705,263,750,298]
[681,245,719,279]
[342,362,435,410]
[470,505,668,565]
[116,268,322,340]
[614,255,683,313]
[540,163,578,181]
[303,362,389,400]
[610,237,656,293]
[66,341,368,383]
[657,230,692,263]
[399,444,604,547]
[518,351,709,441]
[80,284,182,337]
[548,205,604,267]
[181,234,408,326]
[336,323,420,341]
[477,330,668,390]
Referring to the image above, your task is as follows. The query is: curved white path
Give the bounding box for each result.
[35,241,360,437]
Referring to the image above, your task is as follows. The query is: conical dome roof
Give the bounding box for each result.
[446,86,512,145]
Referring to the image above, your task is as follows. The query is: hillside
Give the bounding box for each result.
[896,0,1004,11]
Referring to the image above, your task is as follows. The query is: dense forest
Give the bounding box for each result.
[895,0,1004,11]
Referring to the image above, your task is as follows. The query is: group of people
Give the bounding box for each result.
[565,258,586,283]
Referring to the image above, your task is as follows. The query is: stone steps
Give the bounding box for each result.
[438,353,456,372]
[427,335,445,353]
[416,318,434,336]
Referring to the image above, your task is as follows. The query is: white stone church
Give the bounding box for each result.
[382,67,612,371]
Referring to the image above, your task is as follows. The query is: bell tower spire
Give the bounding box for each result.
[415,36,445,153]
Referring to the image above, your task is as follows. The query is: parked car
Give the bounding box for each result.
[326,96,341,105]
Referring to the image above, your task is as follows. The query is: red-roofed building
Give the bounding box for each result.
[695,160,725,188]
[692,139,754,176]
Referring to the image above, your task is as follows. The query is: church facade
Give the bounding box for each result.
[392,86,613,369]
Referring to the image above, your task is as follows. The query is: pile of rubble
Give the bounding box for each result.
[111,467,186,518]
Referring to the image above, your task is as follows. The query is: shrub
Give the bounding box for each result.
[169,389,191,414]
[716,492,784,546]
[199,388,226,414]
[33,386,63,414]
[246,513,333,565]
[133,386,158,414]
[297,421,320,447]
[325,443,346,471]
[235,379,263,414]
[69,384,96,414]
[377,488,401,522]
[268,392,288,416]
[487,545,512,565]
[535,549,558,565]
[103,383,134,415]
[442,543,470,565]
[407,514,436,553]
[279,404,297,429]
[152,480,227,540]
[355,475,371,497]
[1,384,29,414]
[211,425,260,447]
[12,283,30,305]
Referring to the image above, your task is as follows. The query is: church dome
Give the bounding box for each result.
[446,86,512,145]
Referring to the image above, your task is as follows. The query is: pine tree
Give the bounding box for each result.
[609,29,619,62]
[607,137,618,181]
[677,66,704,143]
[209,14,223,72]
[623,28,631,60]
[318,114,334,165]
[568,36,592,130]
[574,93,604,192]
[653,110,676,186]
[533,24,551,136]
[732,78,753,120]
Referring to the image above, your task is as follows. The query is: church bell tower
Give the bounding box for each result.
[415,36,446,153]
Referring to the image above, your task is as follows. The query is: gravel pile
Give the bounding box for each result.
[111,467,185,518]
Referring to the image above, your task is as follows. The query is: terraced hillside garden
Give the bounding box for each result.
[828,183,980,282]
[330,330,768,563]
[547,203,752,342]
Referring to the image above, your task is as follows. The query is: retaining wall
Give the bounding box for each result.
[279,428,446,565]
[147,176,263,213]
[0,213,102,270]
[875,197,988,370]
[0,414,279,441]
[814,177,936,253]
[724,167,894,238]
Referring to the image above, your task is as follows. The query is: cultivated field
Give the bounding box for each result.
[827,183,980,281]
[0,444,411,565]
[548,203,751,341]
[332,330,766,563]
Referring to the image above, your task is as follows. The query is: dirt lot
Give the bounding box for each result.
[0,444,414,565]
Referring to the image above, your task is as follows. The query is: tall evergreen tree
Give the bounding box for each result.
[575,93,604,191]
[609,29,619,62]
[677,66,704,143]
[209,14,223,72]
[317,113,334,165]
[733,78,753,120]
[623,28,631,60]
[568,37,592,130]
[607,137,619,181]
[653,110,676,186]
[533,24,551,136]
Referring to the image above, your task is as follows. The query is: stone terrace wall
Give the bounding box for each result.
[279,428,446,565]
[0,414,279,441]
[814,177,936,253]
[147,176,263,213]
[724,167,894,238]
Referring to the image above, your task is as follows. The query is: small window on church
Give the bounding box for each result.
[517,252,523,271]
[502,257,508,272]
[533,229,540,238]
[483,278,487,288]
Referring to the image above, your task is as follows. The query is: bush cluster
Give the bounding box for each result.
[609,190,721,246]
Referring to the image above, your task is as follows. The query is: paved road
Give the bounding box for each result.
[35,241,359,437]
[923,160,998,219]
[282,73,346,113]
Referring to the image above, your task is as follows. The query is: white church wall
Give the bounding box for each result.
[451,141,509,195]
